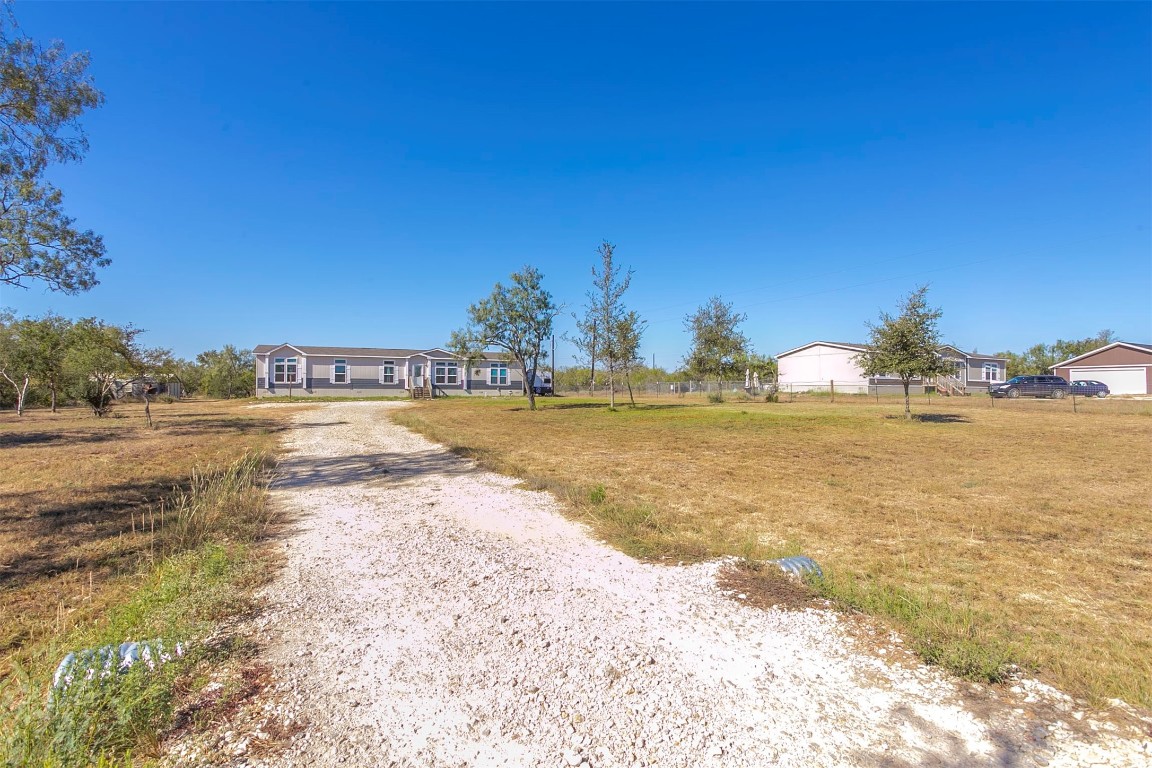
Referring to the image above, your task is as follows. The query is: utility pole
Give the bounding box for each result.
[551,334,555,396]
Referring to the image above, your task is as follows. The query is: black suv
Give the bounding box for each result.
[989,375,1070,399]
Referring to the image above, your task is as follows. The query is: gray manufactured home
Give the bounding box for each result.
[253,344,526,398]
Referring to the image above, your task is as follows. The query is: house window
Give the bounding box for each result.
[435,361,458,385]
[489,363,508,386]
[983,363,1000,381]
[380,361,396,384]
[273,357,298,385]
[333,359,348,384]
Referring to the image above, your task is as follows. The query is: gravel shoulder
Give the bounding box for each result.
[168,401,1150,767]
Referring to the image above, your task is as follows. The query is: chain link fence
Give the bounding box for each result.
[550,378,1149,412]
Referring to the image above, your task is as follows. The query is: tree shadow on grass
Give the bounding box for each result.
[159,418,348,437]
[884,414,971,424]
[507,402,691,412]
[0,476,179,590]
[0,430,123,448]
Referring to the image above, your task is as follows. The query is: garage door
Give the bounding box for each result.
[1069,367,1148,395]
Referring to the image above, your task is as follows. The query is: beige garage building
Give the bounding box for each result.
[1051,342,1152,395]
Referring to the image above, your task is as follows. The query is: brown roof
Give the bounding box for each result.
[1050,341,1152,368]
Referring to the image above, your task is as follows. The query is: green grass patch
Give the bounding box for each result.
[0,456,275,767]
[810,570,1020,683]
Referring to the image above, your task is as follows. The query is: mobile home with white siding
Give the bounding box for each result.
[776,341,1007,395]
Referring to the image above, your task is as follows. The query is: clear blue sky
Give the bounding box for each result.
[2,1,1149,368]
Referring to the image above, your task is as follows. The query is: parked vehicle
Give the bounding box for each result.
[1071,379,1110,398]
[529,370,553,396]
[989,375,1070,399]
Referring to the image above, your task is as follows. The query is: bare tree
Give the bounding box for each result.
[571,241,645,408]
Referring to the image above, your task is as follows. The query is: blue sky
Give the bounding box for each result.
[2,2,1149,367]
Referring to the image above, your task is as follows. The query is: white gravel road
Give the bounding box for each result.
[176,401,1150,768]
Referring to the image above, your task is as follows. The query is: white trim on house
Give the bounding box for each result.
[433,360,460,386]
[776,341,868,358]
[489,362,510,386]
[263,343,307,357]
[1058,362,1152,370]
[1051,342,1152,369]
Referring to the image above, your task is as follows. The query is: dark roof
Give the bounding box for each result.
[253,344,419,357]
[252,343,508,361]
[939,344,1008,361]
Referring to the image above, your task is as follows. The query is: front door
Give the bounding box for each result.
[411,363,425,388]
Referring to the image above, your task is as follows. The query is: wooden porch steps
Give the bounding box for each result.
[410,386,432,400]
[934,374,968,397]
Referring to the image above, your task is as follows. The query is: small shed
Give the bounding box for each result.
[1051,342,1152,395]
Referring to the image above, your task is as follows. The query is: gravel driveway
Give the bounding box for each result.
[189,402,1148,768]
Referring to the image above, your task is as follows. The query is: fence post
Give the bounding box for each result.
[830,379,835,403]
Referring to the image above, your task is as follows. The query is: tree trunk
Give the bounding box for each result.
[2,371,29,416]
[50,383,57,413]
[520,354,538,411]
[903,379,912,420]
[625,370,636,407]
[143,392,153,428]
[589,321,597,397]
[608,365,615,409]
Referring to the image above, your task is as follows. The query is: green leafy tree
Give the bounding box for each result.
[614,309,646,406]
[0,8,108,293]
[683,296,749,399]
[64,318,142,416]
[450,266,559,411]
[997,330,1115,377]
[196,345,256,398]
[855,286,949,420]
[22,311,72,410]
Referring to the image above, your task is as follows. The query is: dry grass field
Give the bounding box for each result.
[394,394,1152,712]
[0,399,298,679]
